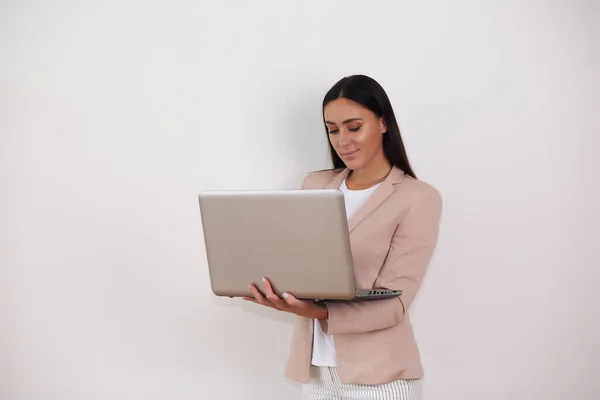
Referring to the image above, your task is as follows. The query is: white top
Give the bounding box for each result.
[311,177,382,367]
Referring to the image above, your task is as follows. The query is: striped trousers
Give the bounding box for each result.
[302,366,423,400]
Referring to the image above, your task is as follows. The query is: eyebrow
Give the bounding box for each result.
[324,118,363,125]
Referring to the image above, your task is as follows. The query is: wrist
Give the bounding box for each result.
[313,303,328,320]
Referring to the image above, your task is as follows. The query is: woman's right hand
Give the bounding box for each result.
[243,278,328,320]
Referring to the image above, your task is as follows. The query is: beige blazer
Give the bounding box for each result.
[284,166,443,385]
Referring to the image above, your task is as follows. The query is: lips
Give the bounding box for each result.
[341,150,359,157]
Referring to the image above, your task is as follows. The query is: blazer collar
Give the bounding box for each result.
[325,166,406,233]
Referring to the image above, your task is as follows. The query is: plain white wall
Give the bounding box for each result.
[1,1,598,399]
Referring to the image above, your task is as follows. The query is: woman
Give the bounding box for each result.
[244,75,442,399]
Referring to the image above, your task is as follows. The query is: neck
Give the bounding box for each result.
[347,157,392,190]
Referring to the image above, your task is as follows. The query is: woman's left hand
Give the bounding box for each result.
[243,278,328,320]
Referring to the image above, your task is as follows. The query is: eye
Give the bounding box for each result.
[328,129,339,135]
[348,126,361,132]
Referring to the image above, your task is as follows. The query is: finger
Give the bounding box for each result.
[282,292,304,308]
[243,293,271,307]
[263,278,288,310]
[249,283,265,300]
[249,284,275,308]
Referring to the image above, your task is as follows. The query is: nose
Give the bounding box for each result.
[338,128,351,146]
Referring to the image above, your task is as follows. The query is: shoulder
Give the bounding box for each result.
[397,175,443,211]
[301,168,344,189]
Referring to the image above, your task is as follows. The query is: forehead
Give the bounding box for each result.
[323,98,374,123]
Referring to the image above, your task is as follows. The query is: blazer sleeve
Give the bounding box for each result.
[319,187,443,335]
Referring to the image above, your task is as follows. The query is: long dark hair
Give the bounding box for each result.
[322,75,416,179]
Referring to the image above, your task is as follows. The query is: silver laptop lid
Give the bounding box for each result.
[198,189,356,300]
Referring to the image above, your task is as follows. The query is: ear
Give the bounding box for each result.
[380,117,387,134]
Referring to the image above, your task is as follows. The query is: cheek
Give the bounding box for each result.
[328,135,339,148]
[356,129,382,152]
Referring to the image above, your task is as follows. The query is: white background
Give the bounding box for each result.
[1,1,598,399]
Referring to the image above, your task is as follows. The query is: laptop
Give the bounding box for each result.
[198,188,403,301]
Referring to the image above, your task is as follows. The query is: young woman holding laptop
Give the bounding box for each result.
[243,75,442,400]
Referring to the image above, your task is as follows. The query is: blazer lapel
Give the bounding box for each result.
[347,167,405,233]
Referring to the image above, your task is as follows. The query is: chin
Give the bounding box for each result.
[342,159,366,170]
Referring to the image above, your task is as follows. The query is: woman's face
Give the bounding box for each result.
[324,97,387,171]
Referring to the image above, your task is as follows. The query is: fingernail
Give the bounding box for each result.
[262,278,266,283]
[283,292,289,299]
